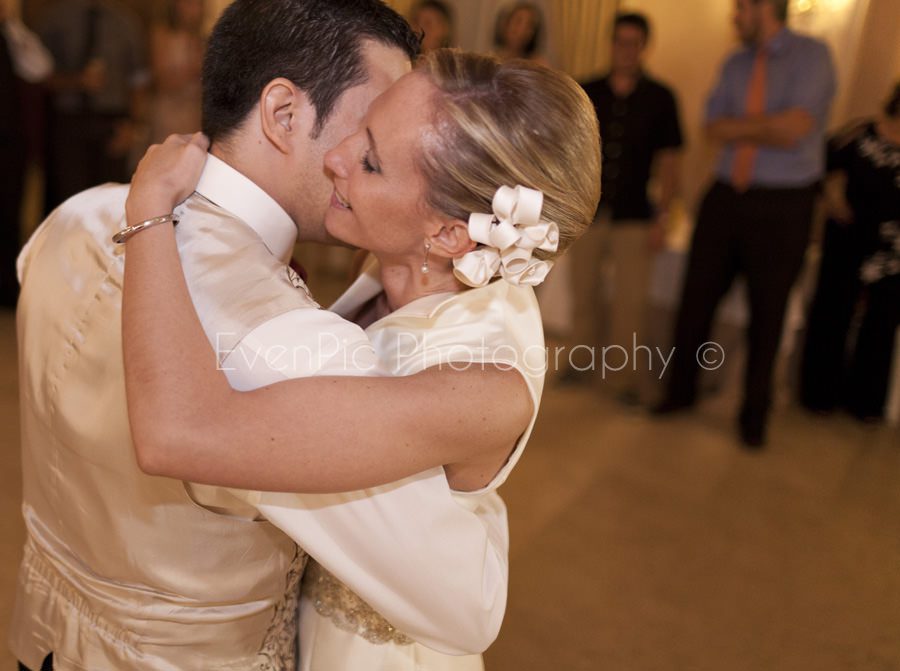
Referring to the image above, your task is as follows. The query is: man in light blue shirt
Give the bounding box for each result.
[706,20,835,187]
[655,0,835,448]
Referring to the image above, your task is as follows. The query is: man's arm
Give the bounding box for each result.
[648,88,683,249]
[648,148,681,250]
[654,149,681,214]
[706,108,815,148]
[706,41,835,149]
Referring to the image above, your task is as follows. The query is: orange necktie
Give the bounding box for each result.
[731,48,768,191]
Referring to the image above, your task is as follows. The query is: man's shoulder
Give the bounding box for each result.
[173,195,323,351]
[175,193,294,271]
[580,76,608,100]
[55,183,130,219]
[787,30,830,54]
[29,183,129,254]
[721,47,750,72]
[641,75,678,101]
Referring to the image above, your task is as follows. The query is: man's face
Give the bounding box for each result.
[289,40,411,243]
[611,24,647,73]
[734,0,763,46]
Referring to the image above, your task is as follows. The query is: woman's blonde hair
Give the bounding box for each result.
[416,49,601,261]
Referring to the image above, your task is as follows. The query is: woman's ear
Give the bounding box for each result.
[259,78,316,154]
[429,218,477,259]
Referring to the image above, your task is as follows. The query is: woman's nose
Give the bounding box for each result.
[324,135,356,179]
[323,147,344,178]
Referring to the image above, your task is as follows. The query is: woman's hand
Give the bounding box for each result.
[822,172,854,226]
[126,132,210,225]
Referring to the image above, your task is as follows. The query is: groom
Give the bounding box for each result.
[12,2,506,670]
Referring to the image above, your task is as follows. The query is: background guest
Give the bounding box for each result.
[493,2,549,67]
[570,12,683,403]
[148,0,205,144]
[802,82,900,421]
[654,0,836,448]
[0,0,51,308]
[409,0,453,54]
[39,0,149,213]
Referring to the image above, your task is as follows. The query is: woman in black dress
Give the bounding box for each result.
[801,82,900,421]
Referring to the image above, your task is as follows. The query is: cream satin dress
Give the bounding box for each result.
[297,265,547,671]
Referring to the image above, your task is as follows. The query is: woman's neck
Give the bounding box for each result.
[375,254,466,313]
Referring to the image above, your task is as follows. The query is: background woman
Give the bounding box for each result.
[800,81,900,421]
[492,2,549,67]
[409,0,454,54]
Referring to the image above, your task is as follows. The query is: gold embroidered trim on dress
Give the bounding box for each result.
[301,561,414,646]
[255,547,309,671]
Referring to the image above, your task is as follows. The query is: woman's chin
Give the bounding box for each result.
[324,213,361,248]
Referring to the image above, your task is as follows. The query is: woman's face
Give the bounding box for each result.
[323,73,442,260]
[504,7,537,53]
[413,7,451,53]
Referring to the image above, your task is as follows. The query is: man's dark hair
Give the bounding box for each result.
[613,12,651,42]
[202,0,420,142]
[755,0,789,22]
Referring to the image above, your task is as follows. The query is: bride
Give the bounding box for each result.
[122,49,600,670]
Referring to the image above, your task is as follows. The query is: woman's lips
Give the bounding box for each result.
[332,189,352,210]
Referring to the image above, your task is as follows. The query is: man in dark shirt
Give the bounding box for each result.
[569,12,683,402]
[654,0,835,448]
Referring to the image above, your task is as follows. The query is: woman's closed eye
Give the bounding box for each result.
[361,150,381,174]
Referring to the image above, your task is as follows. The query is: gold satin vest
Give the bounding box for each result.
[12,184,312,671]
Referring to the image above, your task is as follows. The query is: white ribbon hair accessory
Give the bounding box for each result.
[452,185,560,288]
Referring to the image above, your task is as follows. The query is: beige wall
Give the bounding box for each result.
[840,0,900,121]
[207,0,231,29]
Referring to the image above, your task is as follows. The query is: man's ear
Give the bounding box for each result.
[259,78,317,154]
[429,218,477,259]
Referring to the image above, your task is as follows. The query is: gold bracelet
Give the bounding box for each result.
[112,214,178,245]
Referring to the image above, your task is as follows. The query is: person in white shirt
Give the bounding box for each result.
[12,3,514,671]
[121,49,601,670]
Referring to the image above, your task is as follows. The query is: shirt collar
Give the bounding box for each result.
[602,70,646,91]
[195,154,297,263]
[751,27,792,56]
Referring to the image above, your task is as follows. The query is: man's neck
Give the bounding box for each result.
[609,68,641,97]
[756,21,784,48]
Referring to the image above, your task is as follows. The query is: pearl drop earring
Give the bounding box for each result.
[421,242,432,275]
